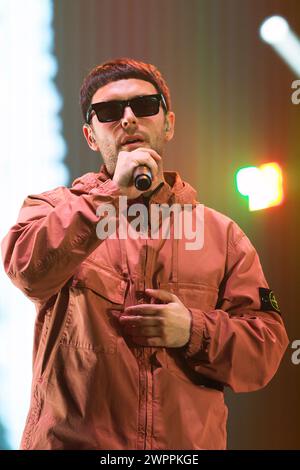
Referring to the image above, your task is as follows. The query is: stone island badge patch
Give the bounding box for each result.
[259,288,281,314]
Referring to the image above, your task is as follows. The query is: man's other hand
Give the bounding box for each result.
[119,288,192,348]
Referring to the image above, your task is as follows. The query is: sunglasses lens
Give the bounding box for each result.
[131,96,160,117]
[96,102,123,122]
[91,94,162,123]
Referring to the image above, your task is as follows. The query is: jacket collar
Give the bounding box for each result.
[72,164,198,205]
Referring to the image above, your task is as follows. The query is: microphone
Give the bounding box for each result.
[133,165,152,191]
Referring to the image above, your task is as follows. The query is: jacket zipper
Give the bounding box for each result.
[143,237,148,450]
[139,199,154,450]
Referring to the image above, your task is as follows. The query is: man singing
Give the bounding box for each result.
[1,58,288,450]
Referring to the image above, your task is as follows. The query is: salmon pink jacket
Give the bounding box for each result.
[1,165,289,450]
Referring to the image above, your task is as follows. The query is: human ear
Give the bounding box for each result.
[83,124,98,151]
[164,112,175,141]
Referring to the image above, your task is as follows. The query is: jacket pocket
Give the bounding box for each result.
[60,260,128,353]
[152,367,227,450]
[71,259,128,304]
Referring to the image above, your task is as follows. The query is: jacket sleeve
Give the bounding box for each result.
[1,179,121,302]
[180,231,289,392]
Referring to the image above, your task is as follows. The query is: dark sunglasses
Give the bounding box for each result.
[86,93,167,123]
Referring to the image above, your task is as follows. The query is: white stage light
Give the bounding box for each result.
[260,16,289,44]
[260,15,300,76]
[0,0,67,449]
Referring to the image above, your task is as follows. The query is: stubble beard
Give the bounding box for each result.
[101,136,165,177]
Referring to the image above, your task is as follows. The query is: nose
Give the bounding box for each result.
[121,105,137,129]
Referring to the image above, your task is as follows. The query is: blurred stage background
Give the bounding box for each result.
[0,0,299,449]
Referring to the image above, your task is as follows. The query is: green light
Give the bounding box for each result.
[236,163,283,211]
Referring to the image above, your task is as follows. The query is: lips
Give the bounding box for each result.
[120,135,145,146]
[122,141,145,150]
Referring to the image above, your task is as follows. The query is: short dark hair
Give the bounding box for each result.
[80,57,172,123]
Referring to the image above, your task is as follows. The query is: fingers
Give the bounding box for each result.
[121,290,178,317]
[118,147,161,170]
[123,304,164,315]
[119,315,162,337]
[145,288,178,304]
[134,147,162,163]
[114,148,162,195]
[119,315,160,326]
[131,151,160,178]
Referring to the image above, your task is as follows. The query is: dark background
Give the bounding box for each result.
[53,0,300,449]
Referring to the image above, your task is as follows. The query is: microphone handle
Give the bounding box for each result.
[134,165,152,191]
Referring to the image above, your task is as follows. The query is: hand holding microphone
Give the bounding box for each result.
[113,147,164,199]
